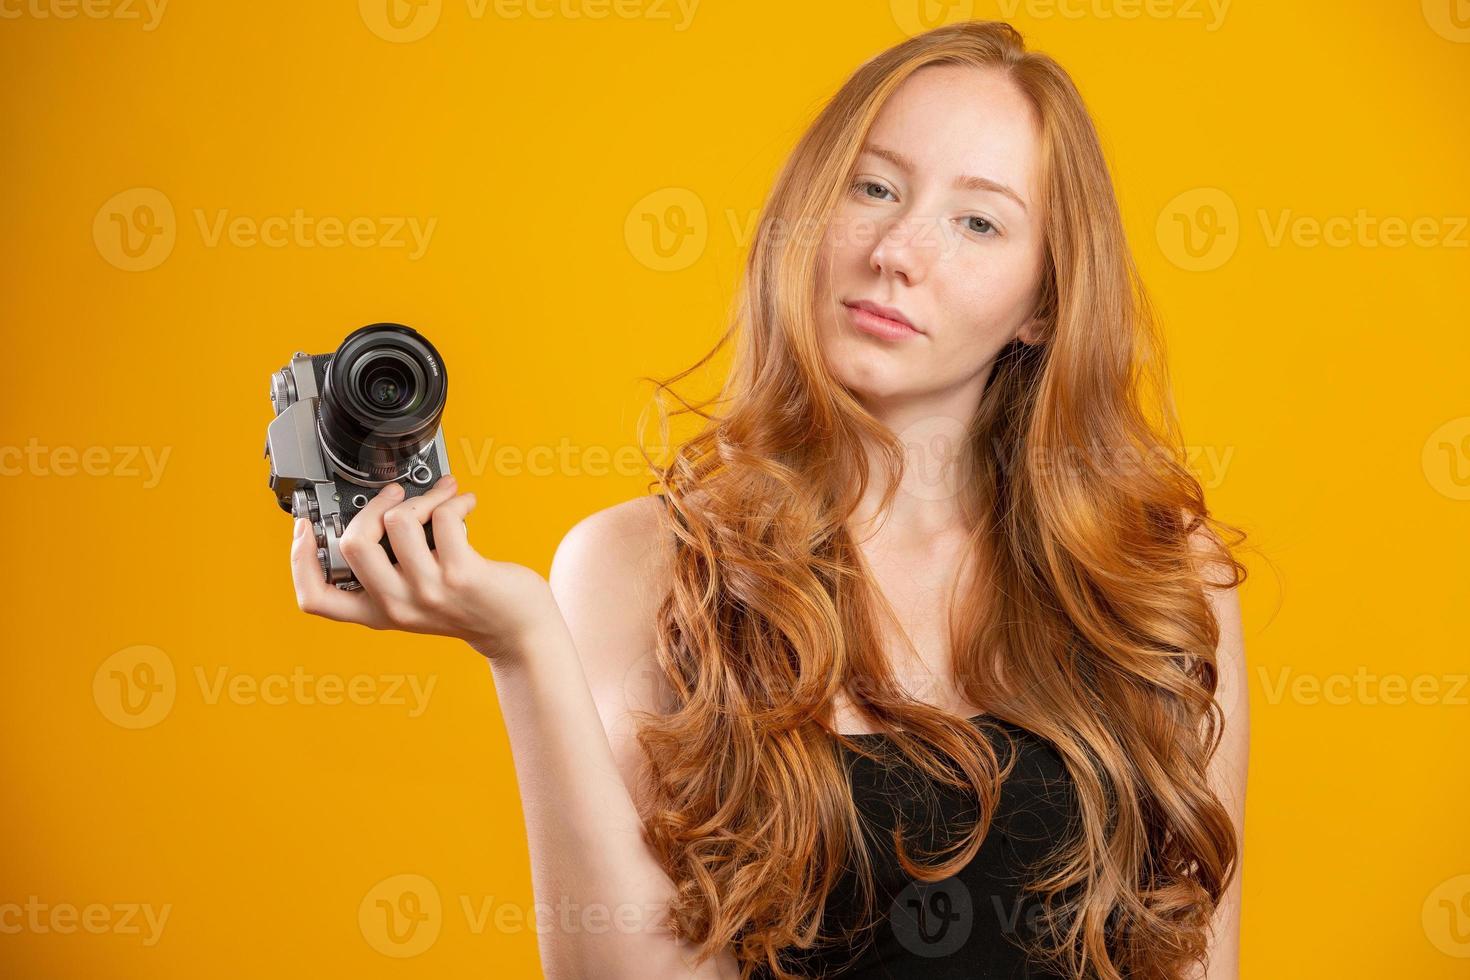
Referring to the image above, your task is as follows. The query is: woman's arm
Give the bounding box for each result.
[290,484,738,978]
[1187,526,1251,980]
[485,499,741,980]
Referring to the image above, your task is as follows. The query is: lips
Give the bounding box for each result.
[844,299,920,333]
[842,301,924,342]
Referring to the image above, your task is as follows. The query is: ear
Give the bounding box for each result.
[1015,315,1043,346]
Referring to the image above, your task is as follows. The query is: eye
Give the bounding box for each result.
[850,179,896,202]
[961,215,1000,237]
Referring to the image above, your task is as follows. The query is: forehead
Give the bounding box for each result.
[863,64,1042,207]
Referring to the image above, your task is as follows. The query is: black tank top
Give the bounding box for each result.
[753,716,1081,978]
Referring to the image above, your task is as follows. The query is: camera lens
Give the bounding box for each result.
[317,323,447,482]
[369,375,400,408]
[358,352,421,413]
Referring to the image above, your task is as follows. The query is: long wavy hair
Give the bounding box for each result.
[629,20,1249,980]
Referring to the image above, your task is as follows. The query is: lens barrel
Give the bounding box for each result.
[317,323,447,482]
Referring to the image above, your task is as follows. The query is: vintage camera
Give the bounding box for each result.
[265,322,451,590]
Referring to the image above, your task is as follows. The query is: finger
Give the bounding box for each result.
[337,483,407,599]
[430,490,478,565]
[382,475,459,585]
[290,518,376,622]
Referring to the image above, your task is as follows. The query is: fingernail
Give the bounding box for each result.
[294,518,307,539]
[444,475,457,487]
[386,483,404,497]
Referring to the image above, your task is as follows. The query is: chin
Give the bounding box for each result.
[826,354,916,404]
[818,319,920,403]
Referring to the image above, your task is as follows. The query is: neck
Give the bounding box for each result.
[846,373,987,545]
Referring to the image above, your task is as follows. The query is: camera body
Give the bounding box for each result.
[265,323,451,590]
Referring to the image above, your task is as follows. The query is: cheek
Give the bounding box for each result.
[935,255,1039,345]
[820,207,878,276]
[814,220,865,321]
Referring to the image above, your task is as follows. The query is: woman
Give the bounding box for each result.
[290,20,1250,980]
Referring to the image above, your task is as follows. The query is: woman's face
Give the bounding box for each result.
[815,64,1048,407]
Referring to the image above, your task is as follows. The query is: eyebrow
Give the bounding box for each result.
[860,143,1029,213]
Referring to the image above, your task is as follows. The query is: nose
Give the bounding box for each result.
[868,213,933,286]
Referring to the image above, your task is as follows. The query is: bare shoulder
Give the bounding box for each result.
[550,495,672,601]
[548,495,677,790]
[1185,521,1245,649]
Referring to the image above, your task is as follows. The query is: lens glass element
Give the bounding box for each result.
[355,352,423,415]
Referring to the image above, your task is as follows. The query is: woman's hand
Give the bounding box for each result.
[289,475,560,661]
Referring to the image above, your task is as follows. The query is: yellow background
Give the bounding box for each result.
[3,1,1467,976]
